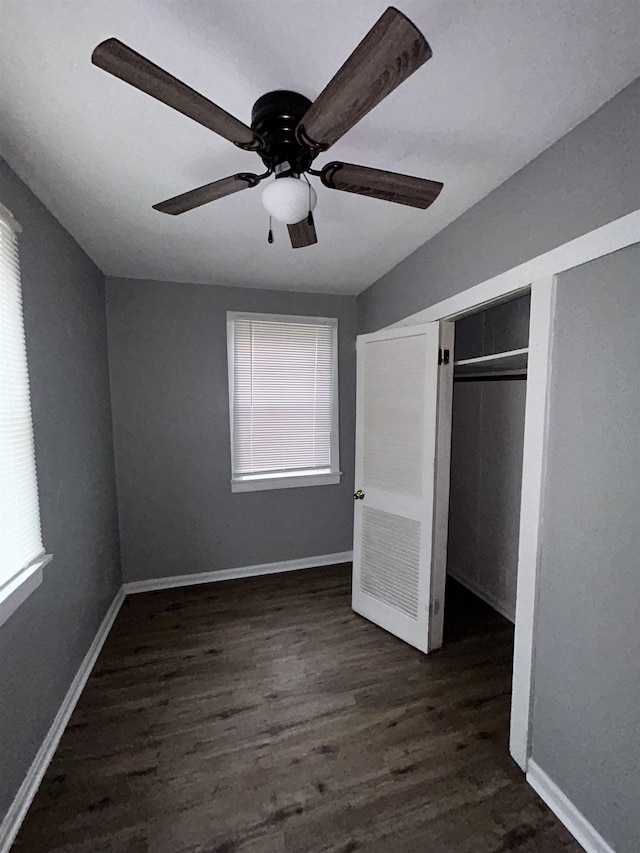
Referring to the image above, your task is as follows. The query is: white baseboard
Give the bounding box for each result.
[447,567,515,624]
[527,760,616,853]
[0,587,126,853]
[123,551,354,595]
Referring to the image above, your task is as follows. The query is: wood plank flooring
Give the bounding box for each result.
[13,566,580,853]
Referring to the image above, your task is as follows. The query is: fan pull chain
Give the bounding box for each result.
[304,174,313,225]
[267,215,274,244]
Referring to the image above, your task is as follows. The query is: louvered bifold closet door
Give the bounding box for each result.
[352,323,445,653]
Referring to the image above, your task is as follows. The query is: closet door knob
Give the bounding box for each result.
[353,489,365,500]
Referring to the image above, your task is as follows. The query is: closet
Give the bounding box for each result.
[446,293,530,624]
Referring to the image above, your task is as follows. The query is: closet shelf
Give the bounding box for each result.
[454,347,528,377]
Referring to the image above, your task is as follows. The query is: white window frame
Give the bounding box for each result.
[227,311,341,493]
[0,202,51,627]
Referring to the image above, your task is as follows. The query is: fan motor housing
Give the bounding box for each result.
[251,90,315,175]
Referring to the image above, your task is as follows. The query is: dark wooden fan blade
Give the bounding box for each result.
[321,162,442,209]
[153,173,260,215]
[92,39,262,150]
[288,213,318,248]
[297,7,431,151]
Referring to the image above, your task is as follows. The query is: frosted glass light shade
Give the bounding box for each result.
[262,177,317,225]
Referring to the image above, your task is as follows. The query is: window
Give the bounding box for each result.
[0,203,50,626]
[227,312,341,492]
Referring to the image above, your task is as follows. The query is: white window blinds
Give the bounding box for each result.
[229,314,338,480]
[0,209,45,591]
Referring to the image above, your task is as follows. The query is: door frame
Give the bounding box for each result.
[376,208,640,771]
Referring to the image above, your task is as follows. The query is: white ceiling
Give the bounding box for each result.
[1,1,639,295]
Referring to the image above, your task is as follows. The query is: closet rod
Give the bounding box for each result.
[454,374,527,383]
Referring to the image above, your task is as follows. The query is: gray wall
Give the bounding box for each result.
[531,246,639,853]
[454,293,530,360]
[106,278,357,583]
[0,160,121,818]
[447,299,529,621]
[447,381,526,622]
[358,76,640,333]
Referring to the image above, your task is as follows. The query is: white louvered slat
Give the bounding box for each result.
[0,213,45,591]
[361,506,421,618]
[229,314,338,480]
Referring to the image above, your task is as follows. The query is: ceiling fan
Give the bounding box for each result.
[92,6,443,249]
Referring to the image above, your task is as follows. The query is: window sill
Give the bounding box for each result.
[231,471,342,493]
[0,554,52,628]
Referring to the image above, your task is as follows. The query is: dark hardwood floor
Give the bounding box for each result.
[13,566,580,853]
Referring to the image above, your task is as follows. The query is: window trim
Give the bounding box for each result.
[0,554,52,628]
[0,202,52,626]
[227,311,341,492]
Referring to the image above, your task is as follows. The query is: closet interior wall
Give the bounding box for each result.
[447,294,531,622]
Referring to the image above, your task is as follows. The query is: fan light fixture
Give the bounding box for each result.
[261,176,317,225]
